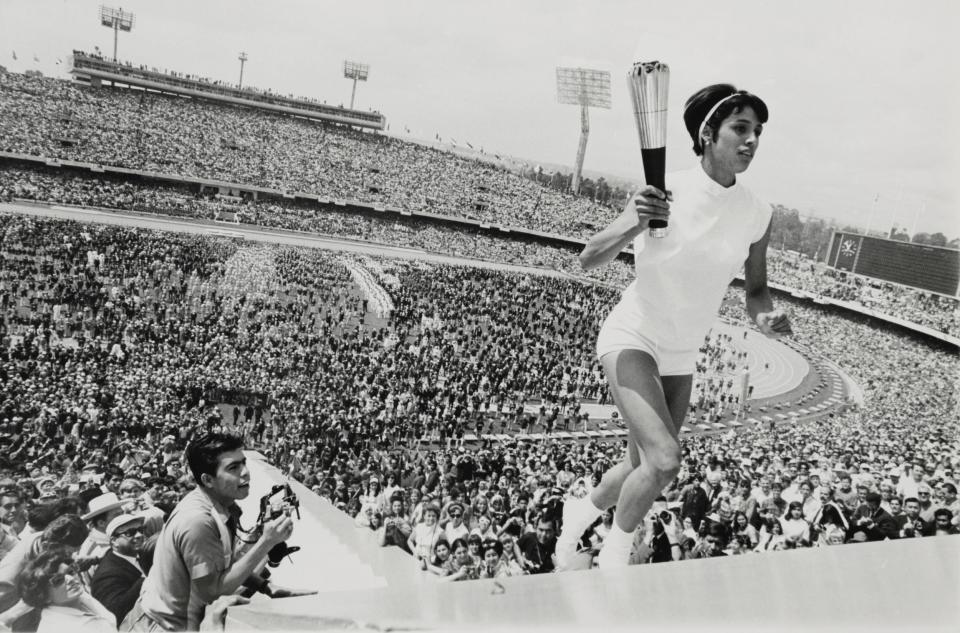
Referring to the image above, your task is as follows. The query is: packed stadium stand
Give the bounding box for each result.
[0,62,958,630]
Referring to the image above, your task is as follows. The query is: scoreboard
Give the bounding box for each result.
[827,232,960,296]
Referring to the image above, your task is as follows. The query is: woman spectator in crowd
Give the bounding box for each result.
[470,513,497,542]
[468,496,491,532]
[408,503,443,567]
[755,518,788,552]
[406,488,424,525]
[378,495,412,554]
[477,540,519,579]
[466,534,483,565]
[680,516,699,545]
[780,501,811,547]
[442,503,469,545]
[359,477,385,513]
[382,473,402,507]
[730,511,759,548]
[16,547,114,633]
[496,528,525,575]
[441,538,479,582]
[422,539,452,576]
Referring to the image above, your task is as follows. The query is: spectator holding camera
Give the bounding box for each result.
[378,495,412,554]
[896,498,931,538]
[122,433,309,632]
[851,492,898,542]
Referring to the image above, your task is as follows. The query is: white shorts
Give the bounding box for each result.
[596,301,698,377]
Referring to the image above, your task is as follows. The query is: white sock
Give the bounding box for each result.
[598,521,633,568]
[561,494,603,539]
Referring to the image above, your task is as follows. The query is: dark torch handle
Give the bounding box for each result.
[640,147,667,236]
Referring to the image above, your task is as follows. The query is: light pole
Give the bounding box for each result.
[238,52,248,89]
[99,6,135,62]
[343,60,369,110]
[556,67,611,195]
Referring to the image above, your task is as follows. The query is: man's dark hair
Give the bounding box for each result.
[186,432,244,485]
[933,508,952,521]
[27,504,57,532]
[683,83,769,156]
[53,496,84,517]
[42,514,89,548]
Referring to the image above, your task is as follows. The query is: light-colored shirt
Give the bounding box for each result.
[138,488,234,631]
[38,597,116,633]
[619,166,772,350]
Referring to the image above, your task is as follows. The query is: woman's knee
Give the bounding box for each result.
[646,446,682,482]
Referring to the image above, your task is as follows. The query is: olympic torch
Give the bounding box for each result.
[627,60,669,238]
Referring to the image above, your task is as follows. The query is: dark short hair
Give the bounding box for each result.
[185,433,244,485]
[18,546,75,608]
[27,504,57,532]
[684,84,769,155]
[42,514,88,548]
[933,508,953,521]
[483,539,503,557]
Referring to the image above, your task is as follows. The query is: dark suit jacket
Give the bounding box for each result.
[90,549,145,626]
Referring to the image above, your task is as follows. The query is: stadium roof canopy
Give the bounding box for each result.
[68,51,386,130]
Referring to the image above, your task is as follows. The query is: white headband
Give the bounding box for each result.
[696,92,743,148]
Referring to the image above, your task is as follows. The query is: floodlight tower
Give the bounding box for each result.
[343,60,369,110]
[99,6,135,62]
[556,67,611,195]
[238,52,248,89]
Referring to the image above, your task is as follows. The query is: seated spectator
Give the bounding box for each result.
[408,504,442,565]
[17,546,115,633]
[755,518,788,552]
[423,539,452,577]
[440,538,478,582]
[77,492,125,579]
[517,517,556,574]
[0,514,89,626]
[852,492,899,542]
[90,514,146,626]
[378,496,412,554]
[932,509,958,536]
[896,497,932,539]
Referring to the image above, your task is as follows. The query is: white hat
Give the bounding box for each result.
[82,492,124,521]
[106,514,144,539]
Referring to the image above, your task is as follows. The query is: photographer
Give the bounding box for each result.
[851,492,898,542]
[121,433,309,632]
[378,494,412,554]
[896,497,932,538]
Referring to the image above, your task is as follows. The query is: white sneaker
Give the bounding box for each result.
[596,540,631,569]
[555,497,600,569]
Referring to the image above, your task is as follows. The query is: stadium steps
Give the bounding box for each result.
[240,451,393,594]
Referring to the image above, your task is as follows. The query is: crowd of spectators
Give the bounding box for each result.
[0,213,955,608]
[0,72,612,238]
[768,250,959,335]
[2,165,957,336]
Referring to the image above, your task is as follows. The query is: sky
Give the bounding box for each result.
[1,0,958,238]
